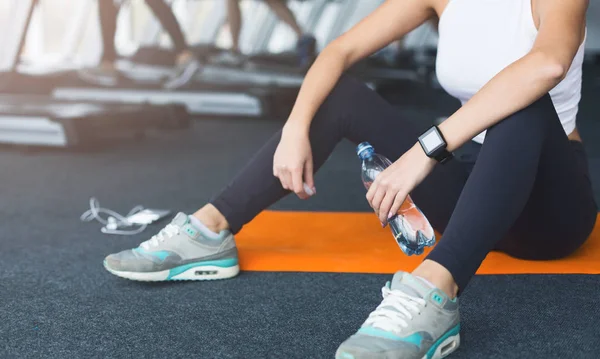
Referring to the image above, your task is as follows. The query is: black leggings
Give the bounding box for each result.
[99,0,187,63]
[211,75,598,291]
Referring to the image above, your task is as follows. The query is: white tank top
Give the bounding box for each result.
[435,0,586,143]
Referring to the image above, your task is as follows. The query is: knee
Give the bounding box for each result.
[486,93,557,141]
[505,93,556,123]
[311,74,359,126]
[310,74,378,136]
[320,74,363,111]
[520,94,559,124]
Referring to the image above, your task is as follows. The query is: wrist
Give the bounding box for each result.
[413,142,437,165]
[283,118,311,137]
[437,121,460,152]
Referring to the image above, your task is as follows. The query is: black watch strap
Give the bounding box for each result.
[434,149,453,164]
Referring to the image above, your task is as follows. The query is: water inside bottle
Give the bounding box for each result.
[357,142,436,256]
[389,196,436,255]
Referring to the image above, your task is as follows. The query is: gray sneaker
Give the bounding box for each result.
[210,50,246,67]
[77,66,120,87]
[336,272,460,359]
[103,213,239,281]
[163,58,203,90]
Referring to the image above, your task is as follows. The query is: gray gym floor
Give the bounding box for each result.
[1,82,599,358]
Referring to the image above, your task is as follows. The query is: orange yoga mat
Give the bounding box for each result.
[236,211,600,275]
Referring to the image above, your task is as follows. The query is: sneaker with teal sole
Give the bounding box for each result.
[336,272,460,359]
[103,213,239,281]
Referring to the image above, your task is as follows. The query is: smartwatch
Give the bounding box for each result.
[418,126,454,164]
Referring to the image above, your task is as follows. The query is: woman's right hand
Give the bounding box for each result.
[273,125,316,200]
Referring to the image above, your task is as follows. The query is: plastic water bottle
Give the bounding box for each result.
[356,142,436,256]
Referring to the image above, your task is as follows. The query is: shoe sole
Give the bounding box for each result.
[163,61,202,89]
[424,324,460,359]
[103,259,240,282]
[335,325,460,359]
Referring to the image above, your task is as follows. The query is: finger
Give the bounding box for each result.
[284,170,295,191]
[273,165,283,186]
[366,182,377,205]
[389,192,407,220]
[378,191,396,224]
[291,167,306,199]
[278,168,291,190]
[303,159,316,196]
[370,186,386,215]
[302,183,314,197]
[296,190,309,200]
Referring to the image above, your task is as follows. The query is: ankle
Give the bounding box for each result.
[192,204,229,233]
[412,260,459,299]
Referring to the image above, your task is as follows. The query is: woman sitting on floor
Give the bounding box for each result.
[103,0,597,358]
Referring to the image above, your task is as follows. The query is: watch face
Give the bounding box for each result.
[421,127,444,153]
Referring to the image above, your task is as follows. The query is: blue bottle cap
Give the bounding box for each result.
[356,142,374,160]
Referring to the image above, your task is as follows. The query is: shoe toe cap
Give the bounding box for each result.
[104,249,147,272]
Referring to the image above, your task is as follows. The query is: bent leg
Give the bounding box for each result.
[427,94,598,292]
[211,75,470,233]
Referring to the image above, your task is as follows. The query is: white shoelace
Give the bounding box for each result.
[140,223,180,250]
[363,286,427,334]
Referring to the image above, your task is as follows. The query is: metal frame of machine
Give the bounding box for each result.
[0,0,191,148]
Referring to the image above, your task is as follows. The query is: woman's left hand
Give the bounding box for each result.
[366,143,437,225]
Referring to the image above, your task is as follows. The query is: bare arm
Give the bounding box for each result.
[366,0,588,223]
[284,0,435,134]
[438,0,588,151]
